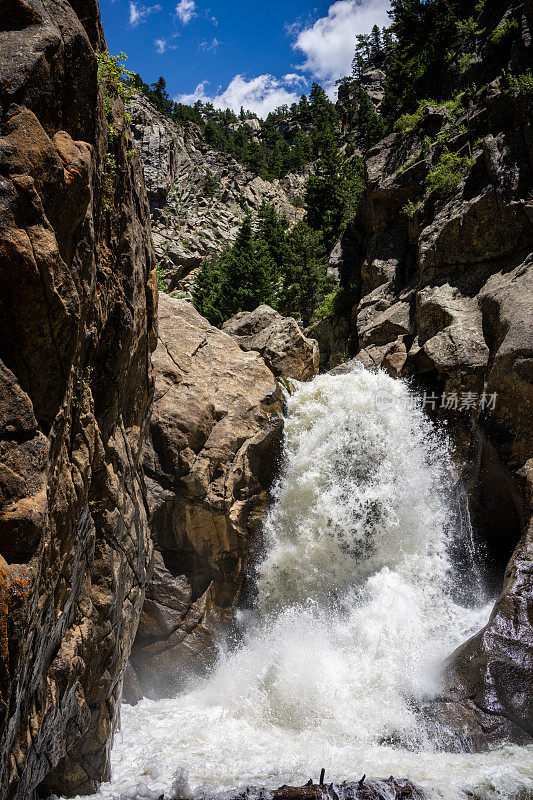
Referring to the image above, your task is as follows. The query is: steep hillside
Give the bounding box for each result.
[0,1,156,796]
[129,95,308,297]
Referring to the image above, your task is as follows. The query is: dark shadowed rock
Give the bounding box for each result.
[195,777,425,800]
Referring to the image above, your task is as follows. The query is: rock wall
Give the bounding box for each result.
[332,0,533,746]
[130,295,284,697]
[0,1,157,796]
[129,94,308,296]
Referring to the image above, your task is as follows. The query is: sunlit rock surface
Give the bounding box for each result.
[131,295,283,697]
[0,0,157,796]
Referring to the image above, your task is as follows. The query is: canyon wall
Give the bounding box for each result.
[329,0,533,745]
[129,95,307,297]
[0,0,157,796]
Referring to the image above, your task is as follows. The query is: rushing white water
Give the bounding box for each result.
[82,367,533,800]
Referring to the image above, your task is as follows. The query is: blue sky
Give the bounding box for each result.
[100,0,391,116]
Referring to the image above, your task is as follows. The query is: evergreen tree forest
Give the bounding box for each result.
[144,0,515,328]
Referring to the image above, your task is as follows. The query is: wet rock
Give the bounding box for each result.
[331,4,533,748]
[223,305,319,382]
[196,777,425,800]
[131,296,283,697]
[441,518,533,745]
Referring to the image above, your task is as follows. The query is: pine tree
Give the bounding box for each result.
[256,202,289,275]
[279,223,333,325]
[193,215,276,325]
[150,76,172,115]
[370,25,382,59]
[356,91,386,151]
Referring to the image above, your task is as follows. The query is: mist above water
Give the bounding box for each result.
[85,367,533,800]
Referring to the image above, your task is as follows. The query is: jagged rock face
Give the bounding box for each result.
[223,305,319,382]
[0,1,156,797]
[333,1,533,747]
[130,295,283,698]
[129,94,307,296]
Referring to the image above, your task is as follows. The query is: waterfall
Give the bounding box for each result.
[85,367,533,800]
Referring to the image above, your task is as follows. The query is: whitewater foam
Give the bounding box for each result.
[80,367,533,800]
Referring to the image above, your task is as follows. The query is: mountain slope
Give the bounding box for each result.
[129,94,308,296]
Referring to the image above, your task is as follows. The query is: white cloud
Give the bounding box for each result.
[283,73,307,87]
[293,0,391,83]
[129,1,160,26]
[175,0,196,24]
[200,37,220,52]
[177,74,302,118]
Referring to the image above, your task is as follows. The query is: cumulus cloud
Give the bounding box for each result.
[129,1,160,26]
[177,74,303,118]
[293,0,391,84]
[283,73,307,87]
[175,0,196,24]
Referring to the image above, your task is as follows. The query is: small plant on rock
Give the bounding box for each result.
[490,16,519,44]
[508,70,533,99]
[427,150,475,197]
[96,51,135,126]
[403,199,424,219]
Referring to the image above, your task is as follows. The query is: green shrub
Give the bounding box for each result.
[96,52,135,125]
[403,199,424,218]
[427,150,475,196]
[458,53,481,74]
[508,70,533,98]
[312,291,337,323]
[156,261,169,292]
[456,17,477,37]
[490,17,518,44]
[394,98,463,133]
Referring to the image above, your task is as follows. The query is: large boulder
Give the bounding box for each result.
[130,296,283,697]
[223,305,319,382]
[439,514,533,747]
[0,2,156,797]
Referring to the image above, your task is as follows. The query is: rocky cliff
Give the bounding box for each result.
[131,295,284,697]
[126,297,319,699]
[129,95,307,296]
[0,1,156,796]
[330,0,533,746]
